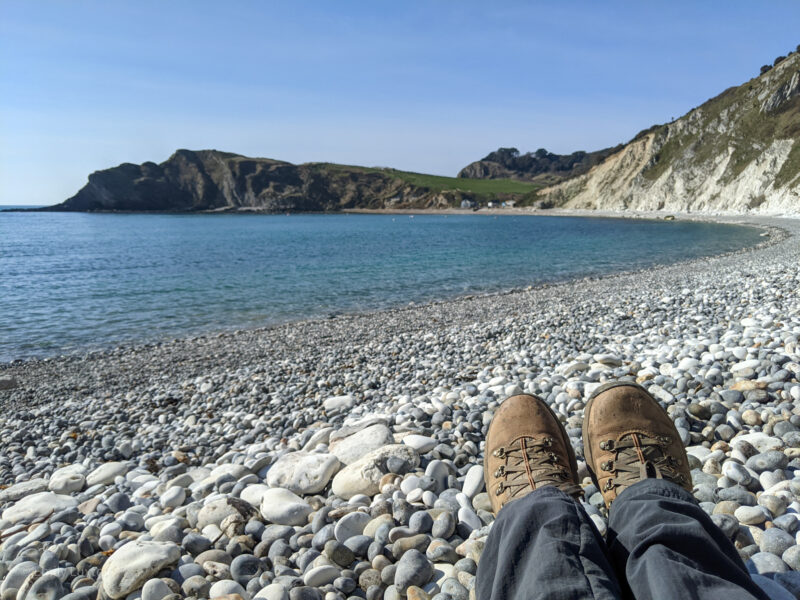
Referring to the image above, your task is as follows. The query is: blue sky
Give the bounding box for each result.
[1,1,799,205]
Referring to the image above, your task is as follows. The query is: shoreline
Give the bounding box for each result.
[1,214,796,403]
[0,212,788,372]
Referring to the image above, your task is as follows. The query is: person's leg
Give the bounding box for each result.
[477,393,623,600]
[583,382,768,600]
[477,485,623,600]
[607,479,769,600]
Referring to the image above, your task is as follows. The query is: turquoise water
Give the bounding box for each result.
[0,211,762,362]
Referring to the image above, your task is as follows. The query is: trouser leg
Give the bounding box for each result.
[606,479,769,600]
[476,486,623,600]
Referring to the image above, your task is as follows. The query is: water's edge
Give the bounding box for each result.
[0,212,781,369]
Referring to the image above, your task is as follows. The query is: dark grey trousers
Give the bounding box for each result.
[476,479,770,600]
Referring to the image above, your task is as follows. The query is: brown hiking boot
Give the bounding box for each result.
[583,381,692,507]
[484,394,582,514]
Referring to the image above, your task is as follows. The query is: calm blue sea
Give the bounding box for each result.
[0,210,763,362]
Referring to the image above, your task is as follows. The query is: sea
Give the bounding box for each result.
[0,209,764,363]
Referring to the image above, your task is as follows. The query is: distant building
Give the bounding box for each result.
[460,199,478,209]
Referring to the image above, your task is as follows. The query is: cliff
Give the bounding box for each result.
[533,50,800,213]
[48,151,538,213]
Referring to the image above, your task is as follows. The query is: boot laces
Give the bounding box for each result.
[493,436,582,499]
[600,433,686,493]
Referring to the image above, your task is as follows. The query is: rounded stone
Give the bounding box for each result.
[260,488,313,526]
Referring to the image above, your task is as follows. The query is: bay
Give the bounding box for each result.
[0,212,762,362]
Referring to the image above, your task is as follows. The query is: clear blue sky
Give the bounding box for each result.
[1,1,799,205]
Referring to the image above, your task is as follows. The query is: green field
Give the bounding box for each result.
[322,163,541,198]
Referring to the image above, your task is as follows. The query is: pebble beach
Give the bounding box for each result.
[2,213,800,600]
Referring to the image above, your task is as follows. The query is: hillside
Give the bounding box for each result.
[533,49,800,213]
[46,151,539,213]
[458,145,622,185]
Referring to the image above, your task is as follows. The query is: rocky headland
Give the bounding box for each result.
[2,215,800,599]
[42,152,536,214]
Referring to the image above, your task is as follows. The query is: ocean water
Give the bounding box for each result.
[0,211,763,362]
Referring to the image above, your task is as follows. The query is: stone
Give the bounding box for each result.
[403,435,438,454]
[24,573,63,600]
[141,579,172,600]
[86,461,129,486]
[735,506,768,526]
[48,465,87,494]
[323,395,354,413]
[197,498,258,530]
[254,584,289,600]
[332,445,420,499]
[334,511,371,542]
[760,527,795,556]
[329,424,395,465]
[208,580,248,599]
[303,565,340,587]
[748,552,789,574]
[266,452,341,495]
[462,465,484,499]
[394,549,434,593]
[0,479,48,503]
[1,492,77,525]
[101,540,181,599]
[260,488,313,526]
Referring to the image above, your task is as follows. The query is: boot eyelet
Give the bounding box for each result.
[603,479,615,491]
[601,460,613,471]
[493,447,506,458]
[495,483,504,495]
[543,437,553,447]
[494,466,505,477]
[599,439,615,451]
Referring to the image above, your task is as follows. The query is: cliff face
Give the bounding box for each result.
[536,52,800,213]
[51,151,468,212]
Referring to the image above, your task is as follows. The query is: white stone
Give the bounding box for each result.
[48,465,87,494]
[204,463,251,484]
[196,498,250,530]
[329,424,394,465]
[209,580,249,599]
[332,445,420,499]
[323,395,355,413]
[303,565,340,586]
[1,492,77,525]
[254,584,289,600]
[240,484,271,507]
[462,465,484,499]
[266,452,340,495]
[0,479,48,503]
[402,435,437,454]
[260,488,312,526]
[160,486,186,508]
[101,540,180,599]
[86,462,129,487]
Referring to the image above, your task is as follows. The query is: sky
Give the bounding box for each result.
[1,2,799,205]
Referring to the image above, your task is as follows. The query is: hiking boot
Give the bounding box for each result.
[484,394,582,514]
[583,381,692,507]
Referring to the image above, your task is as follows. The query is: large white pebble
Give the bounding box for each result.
[101,540,180,599]
[260,488,312,526]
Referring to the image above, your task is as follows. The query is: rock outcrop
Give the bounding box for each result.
[458,146,621,185]
[47,151,473,212]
